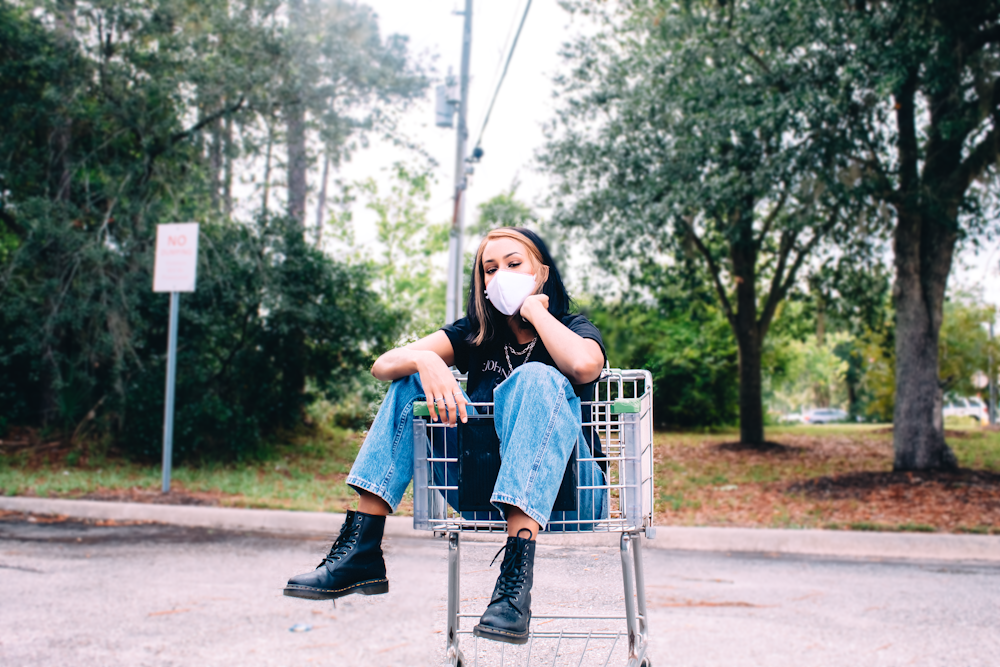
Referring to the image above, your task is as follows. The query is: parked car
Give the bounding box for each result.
[802,408,848,424]
[780,412,805,424]
[943,396,989,422]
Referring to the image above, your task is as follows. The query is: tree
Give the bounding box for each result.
[837,1,1000,470]
[543,0,859,445]
[859,292,999,426]
[586,279,740,428]
[348,164,449,341]
[470,183,538,235]
[0,1,408,460]
[279,0,427,231]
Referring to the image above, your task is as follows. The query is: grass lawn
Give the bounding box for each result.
[0,425,365,513]
[2,422,998,533]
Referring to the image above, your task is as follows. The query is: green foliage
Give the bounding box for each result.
[470,183,537,236]
[0,1,408,462]
[119,217,400,462]
[857,325,896,423]
[855,292,999,423]
[586,295,738,428]
[939,295,998,398]
[544,0,868,442]
[766,332,851,414]
[353,163,448,341]
[286,0,428,163]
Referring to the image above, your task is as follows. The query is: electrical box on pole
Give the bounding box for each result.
[436,69,460,128]
[436,85,454,128]
[153,222,199,493]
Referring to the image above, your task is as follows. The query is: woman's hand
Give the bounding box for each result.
[415,351,469,427]
[371,330,467,426]
[516,294,605,384]
[518,294,549,325]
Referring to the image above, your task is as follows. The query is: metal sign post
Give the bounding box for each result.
[153,223,200,493]
[162,292,180,492]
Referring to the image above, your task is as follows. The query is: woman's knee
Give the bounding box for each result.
[382,372,423,403]
[506,362,568,390]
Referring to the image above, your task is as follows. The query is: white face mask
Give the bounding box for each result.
[485,270,537,316]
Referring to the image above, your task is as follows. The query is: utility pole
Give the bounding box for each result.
[445,0,473,325]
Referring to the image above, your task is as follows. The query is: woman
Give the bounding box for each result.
[283,228,608,645]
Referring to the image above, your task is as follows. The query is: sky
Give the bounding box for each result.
[341,0,1000,311]
[345,0,578,239]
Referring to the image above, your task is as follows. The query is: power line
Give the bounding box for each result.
[487,2,525,96]
[471,0,532,155]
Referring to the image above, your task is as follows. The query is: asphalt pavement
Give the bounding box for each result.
[1,516,997,667]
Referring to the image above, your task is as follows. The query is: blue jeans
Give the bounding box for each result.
[347,362,608,530]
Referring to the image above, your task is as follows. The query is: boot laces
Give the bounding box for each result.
[318,520,360,567]
[489,529,532,603]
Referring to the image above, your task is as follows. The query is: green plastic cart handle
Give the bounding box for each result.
[612,398,641,414]
[414,398,639,417]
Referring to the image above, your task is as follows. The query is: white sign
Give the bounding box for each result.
[153,223,199,292]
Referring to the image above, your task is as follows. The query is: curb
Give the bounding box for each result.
[1,496,997,563]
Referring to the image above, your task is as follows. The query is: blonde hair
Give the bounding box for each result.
[467,228,549,346]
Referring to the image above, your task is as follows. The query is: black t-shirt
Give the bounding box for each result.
[441,313,607,404]
[441,314,608,464]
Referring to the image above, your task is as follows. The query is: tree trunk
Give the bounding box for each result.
[209,119,222,212]
[736,331,765,444]
[888,59,963,472]
[730,199,765,445]
[51,0,75,202]
[813,293,829,407]
[286,107,307,225]
[891,209,958,471]
[223,114,233,217]
[262,122,272,214]
[315,152,329,248]
[285,0,307,227]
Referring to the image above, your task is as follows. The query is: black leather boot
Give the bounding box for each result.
[283,510,389,600]
[473,528,536,645]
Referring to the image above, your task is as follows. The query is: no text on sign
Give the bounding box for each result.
[154,223,199,292]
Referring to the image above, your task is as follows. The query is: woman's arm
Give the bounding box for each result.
[371,331,468,425]
[519,295,605,384]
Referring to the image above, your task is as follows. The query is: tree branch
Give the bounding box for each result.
[680,218,736,329]
[758,207,839,339]
[755,187,789,247]
[953,81,1000,194]
[143,97,245,183]
[954,121,1000,194]
[896,67,920,196]
[169,97,245,148]
[757,227,797,339]
[963,22,1000,57]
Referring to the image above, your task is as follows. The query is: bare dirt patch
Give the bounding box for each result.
[714,441,804,454]
[76,485,224,506]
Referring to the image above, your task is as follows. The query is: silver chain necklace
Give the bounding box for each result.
[504,336,538,375]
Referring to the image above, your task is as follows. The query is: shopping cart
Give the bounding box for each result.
[413,368,655,667]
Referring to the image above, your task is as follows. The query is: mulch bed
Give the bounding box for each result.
[654,432,1000,533]
[76,487,222,506]
[788,469,1000,499]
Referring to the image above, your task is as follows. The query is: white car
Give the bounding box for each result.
[943,396,989,422]
[801,408,848,424]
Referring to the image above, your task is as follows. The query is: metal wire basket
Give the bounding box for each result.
[412,368,655,667]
